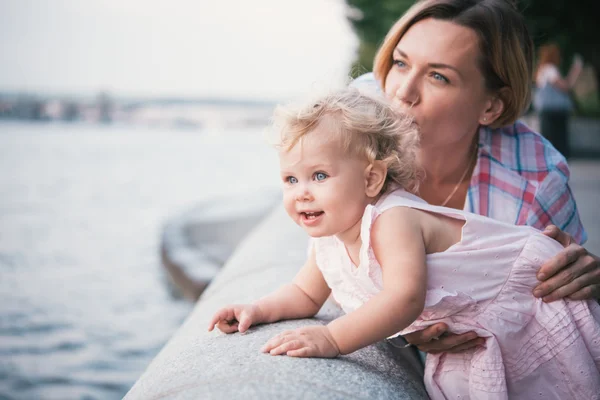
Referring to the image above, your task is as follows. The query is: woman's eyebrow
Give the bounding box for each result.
[428,62,462,77]
[393,48,408,59]
[394,48,462,77]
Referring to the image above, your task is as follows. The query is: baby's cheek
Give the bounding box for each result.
[282,196,295,217]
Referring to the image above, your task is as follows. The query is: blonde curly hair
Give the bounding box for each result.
[271,88,422,194]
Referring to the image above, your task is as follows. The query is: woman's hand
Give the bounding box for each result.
[208,304,264,334]
[261,326,340,358]
[534,225,600,302]
[403,323,484,354]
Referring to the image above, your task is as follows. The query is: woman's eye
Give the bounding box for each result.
[432,72,449,83]
[314,172,328,181]
[286,176,298,184]
[393,59,406,68]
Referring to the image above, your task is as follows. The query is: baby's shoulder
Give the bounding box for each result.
[373,203,461,254]
[376,204,421,220]
[371,205,426,238]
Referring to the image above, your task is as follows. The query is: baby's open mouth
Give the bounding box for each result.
[301,211,324,220]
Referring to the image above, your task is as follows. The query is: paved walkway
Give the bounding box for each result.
[569,160,600,254]
[521,115,600,158]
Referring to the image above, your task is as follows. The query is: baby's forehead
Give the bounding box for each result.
[303,127,344,148]
[278,136,366,174]
[306,115,353,145]
[280,130,345,159]
[277,113,364,160]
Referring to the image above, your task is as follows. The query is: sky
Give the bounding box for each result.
[0,0,358,101]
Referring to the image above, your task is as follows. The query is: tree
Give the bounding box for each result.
[346,0,413,77]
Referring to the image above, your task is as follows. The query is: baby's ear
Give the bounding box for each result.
[365,161,387,197]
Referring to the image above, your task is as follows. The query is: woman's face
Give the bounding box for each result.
[384,18,494,150]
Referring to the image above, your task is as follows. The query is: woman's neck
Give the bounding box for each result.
[416,134,479,208]
[418,136,478,186]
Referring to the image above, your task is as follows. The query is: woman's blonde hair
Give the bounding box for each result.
[271,88,422,194]
[373,0,533,128]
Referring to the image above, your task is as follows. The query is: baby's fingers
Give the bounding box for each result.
[261,331,292,353]
[216,320,240,334]
[237,311,253,333]
[268,339,304,356]
[208,307,235,332]
[207,314,222,331]
[286,347,313,357]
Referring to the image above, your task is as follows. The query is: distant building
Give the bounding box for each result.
[97,91,114,123]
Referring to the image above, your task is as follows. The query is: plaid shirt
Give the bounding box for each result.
[470,122,586,244]
[352,73,587,244]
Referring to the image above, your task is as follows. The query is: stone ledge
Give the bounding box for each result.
[160,190,282,301]
[125,204,427,399]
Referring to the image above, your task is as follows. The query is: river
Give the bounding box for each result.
[0,122,280,399]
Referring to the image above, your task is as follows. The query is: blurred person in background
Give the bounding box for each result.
[352,0,599,355]
[533,42,583,159]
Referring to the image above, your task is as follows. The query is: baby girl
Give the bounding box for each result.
[209,88,600,399]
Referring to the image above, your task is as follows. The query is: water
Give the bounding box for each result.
[0,122,280,399]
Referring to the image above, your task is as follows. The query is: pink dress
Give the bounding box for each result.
[313,189,600,400]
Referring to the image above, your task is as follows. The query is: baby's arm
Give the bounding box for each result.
[256,247,331,323]
[208,247,331,333]
[328,207,428,354]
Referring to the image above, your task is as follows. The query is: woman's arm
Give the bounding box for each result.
[566,54,584,87]
[543,59,582,91]
[549,76,572,92]
[327,207,428,354]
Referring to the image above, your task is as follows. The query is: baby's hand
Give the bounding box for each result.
[261,326,340,358]
[208,304,263,334]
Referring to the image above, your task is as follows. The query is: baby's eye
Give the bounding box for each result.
[314,172,328,181]
[286,176,298,184]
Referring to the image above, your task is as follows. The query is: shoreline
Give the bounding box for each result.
[159,189,282,301]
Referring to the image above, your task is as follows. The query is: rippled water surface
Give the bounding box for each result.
[0,122,279,399]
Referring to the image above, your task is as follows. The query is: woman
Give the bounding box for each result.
[534,42,583,159]
[352,0,599,354]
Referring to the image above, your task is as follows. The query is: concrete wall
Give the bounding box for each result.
[125,204,428,400]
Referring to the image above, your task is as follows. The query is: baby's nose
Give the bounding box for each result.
[295,185,313,202]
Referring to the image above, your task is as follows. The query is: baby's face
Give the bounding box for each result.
[279,123,371,239]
